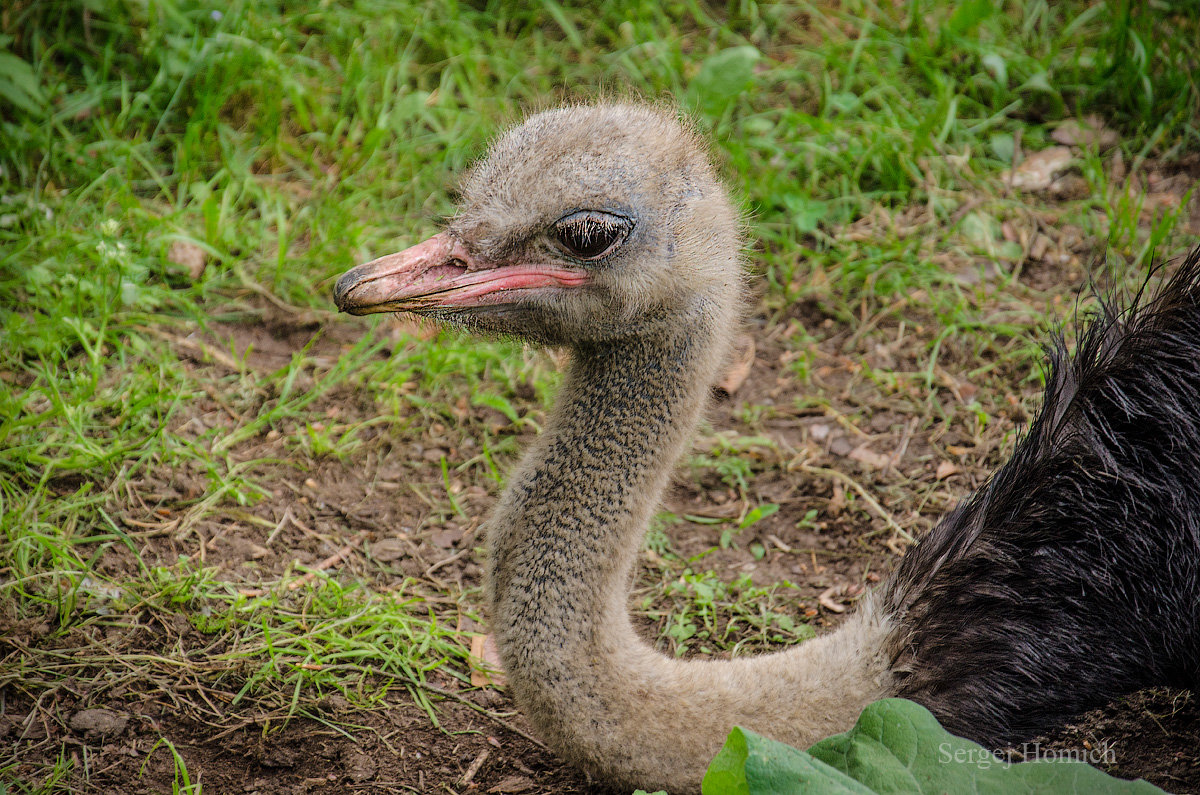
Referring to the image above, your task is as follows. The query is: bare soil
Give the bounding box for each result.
[6,173,1200,792]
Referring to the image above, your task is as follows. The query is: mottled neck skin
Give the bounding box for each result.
[485,296,893,793]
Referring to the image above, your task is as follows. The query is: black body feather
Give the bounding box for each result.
[885,246,1200,747]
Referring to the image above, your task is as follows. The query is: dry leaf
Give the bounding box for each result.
[1050,116,1119,150]
[717,332,756,395]
[370,537,407,562]
[818,585,847,613]
[1002,146,1073,191]
[1110,148,1127,182]
[470,633,507,688]
[388,315,439,340]
[1030,233,1052,261]
[827,483,846,516]
[1143,192,1183,212]
[431,526,463,549]
[168,240,207,280]
[848,444,890,470]
[1047,174,1090,200]
[69,708,128,737]
[935,460,959,480]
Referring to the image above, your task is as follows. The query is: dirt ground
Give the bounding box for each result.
[6,175,1200,793]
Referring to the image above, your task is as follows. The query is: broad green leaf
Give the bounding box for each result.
[960,210,1002,252]
[990,132,1016,161]
[826,91,860,114]
[739,502,780,529]
[702,726,874,795]
[0,51,45,115]
[472,391,520,423]
[783,194,831,234]
[689,46,760,116]
[810,699,1165,794]
[704,700,1167,794]
[947,0,996,35]
[1020,71,1056,94]
[982,52,1009,85]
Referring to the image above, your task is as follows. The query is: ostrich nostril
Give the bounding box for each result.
[332,267,363,311]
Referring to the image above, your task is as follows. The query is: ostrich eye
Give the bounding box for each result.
[551,211,631,260]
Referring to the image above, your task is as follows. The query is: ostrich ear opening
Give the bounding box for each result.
[333,231,591,316]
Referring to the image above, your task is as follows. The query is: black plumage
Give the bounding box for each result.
[887,247,1200,746]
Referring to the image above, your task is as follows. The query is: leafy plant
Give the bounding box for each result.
[0,34,44,117]
[702,699,1165,794]
[651,570,814,656]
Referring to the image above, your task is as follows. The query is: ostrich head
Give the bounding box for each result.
[333,104,742,345]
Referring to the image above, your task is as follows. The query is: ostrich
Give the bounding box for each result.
[333,104,1200,792]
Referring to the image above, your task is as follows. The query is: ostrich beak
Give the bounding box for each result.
[333,232,590,316]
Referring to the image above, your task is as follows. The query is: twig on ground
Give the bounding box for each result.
[331,663,546,749]
[887,416,919,472]
[120,516,181,536]
[288,511,322,540]
[845,293,913,351]
[266,506,293,546]
[789,461,914,542]
[424,548,471,579]
[765,533,792,553]
[138,325,246,372]
[234,267,339,322]
[458,748,490,787]
[287,532,367,591]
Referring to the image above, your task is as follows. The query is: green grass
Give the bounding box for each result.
[2,0,1199,791]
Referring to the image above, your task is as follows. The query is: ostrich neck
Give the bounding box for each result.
[487,296,725,658]
[485,297,893,792]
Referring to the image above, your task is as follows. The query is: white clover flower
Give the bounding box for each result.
[96,240,118,260]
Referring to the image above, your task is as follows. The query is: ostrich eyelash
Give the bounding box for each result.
[551,211,632,260]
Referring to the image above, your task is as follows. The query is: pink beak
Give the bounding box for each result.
[333,232,590,316]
